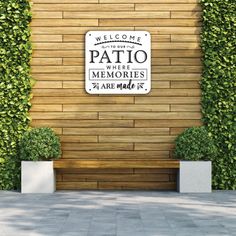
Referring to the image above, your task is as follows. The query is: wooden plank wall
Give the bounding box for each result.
[30,0,202,190]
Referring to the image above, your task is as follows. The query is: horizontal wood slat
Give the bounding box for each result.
[99,19,201,27]
[63,104,170,112]
[30,112,98,119]
[135,4,201,11]
[31,119,134,128]
[135,97,201,104]
[31,35,63,42]
[57,182,98,190]
[98,136,176,143]
[100,0,199,3]
[63,11,170,19]
[56,181,176,190]
[54,159,180,169]
[62,173,170,182]
[31,19,98,27]
[32,0,98,3]
[99,112,201,120]
[135,119,202,127]
[31,88,201,97]
[62,150,170,159]
[97,181,176,190]
[32,12,63,19]
[135,143,175,151]
[62,143,134,151]
[33,4,135,11]
[63,127,169,135]
[32,96,134,104]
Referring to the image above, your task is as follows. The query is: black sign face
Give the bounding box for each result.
[85,31,151,94]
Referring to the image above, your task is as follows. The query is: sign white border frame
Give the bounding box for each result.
[85,31,151,95]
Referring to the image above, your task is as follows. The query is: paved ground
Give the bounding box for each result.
[0,191,235,236]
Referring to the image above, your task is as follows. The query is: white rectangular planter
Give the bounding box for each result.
[178,161,212,193]
[21,161,56,193]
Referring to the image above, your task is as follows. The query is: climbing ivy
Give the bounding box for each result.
[201,0,236,189]
[0,0,32,189]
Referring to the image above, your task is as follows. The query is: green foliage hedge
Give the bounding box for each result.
[19,128,61,161]
[201,0,236,189]
[174,127,217,161]
[0,0,32,189]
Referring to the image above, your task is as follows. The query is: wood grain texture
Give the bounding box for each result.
[63,104,170,112]
[63,127,169,135]
[31,119,134,128]
[100,0,199,3]
[97,181,176,190]
[100,0,199,4]
[62,150,170,159]
[62,173,170,182]
[54,159,180,168]
[64,11,170,19]
[62,143,134,151]
[99,112,201,120]
[31,35,63,42]
[32,96,134,104]
[171,81,200,88]
[135,97,201,104]
[134,143,175,151]
[33,4,135,11]
[135,4,201,11]
[99,136,176,143]
[99,19,201,27]
[33,81,63,88]
[32,11,63,19]
[31,0,202,190]
[135,119,202,127]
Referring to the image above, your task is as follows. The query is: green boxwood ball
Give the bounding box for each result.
[174,126,217,161]
[19,127,61,161]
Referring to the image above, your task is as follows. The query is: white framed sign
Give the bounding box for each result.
[85,31,151,94]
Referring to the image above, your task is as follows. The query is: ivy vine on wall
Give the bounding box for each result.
[201,0,236,189]
[0,0,32,189]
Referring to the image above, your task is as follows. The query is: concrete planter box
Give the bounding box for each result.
[178,161,212,193]
[21,161,56,193]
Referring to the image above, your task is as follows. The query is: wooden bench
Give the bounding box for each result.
[54,159,180,169]
[54,159,180,190]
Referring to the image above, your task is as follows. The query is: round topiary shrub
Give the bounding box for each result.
[19,128,61,161]
[174,126,217,161]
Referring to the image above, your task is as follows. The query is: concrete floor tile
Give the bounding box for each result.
[88,232,116,236]
[0,191,235,236]
[117,231,147,236]
[58,232,88,236]
[89,222,116,233]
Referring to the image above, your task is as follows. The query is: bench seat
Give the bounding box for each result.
[54,159,180,169]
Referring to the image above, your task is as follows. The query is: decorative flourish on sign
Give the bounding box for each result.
[94,40,142,46]
[102,45,110,49]
[137,83,144,90]
[127,45,135,49]
[92,83,99,90]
